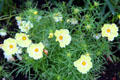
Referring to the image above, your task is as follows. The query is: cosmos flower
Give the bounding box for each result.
[15,33,32,47]
[74,54,92,74]
[0,29,7,36]
[27,42,44,60]
[17,21,33,33]
[101,23,118,41]
[2,38,18,57]
[53,12,63,22]
[54,29,71,48]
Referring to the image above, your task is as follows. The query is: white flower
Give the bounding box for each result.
[53,12,63,22]
[27,42,44,60]
[15,33,32,47]
[0,29,7,36]
[4,52,15,61]
[101,23,118,41]
[2,38,18,56]
[54,29,72,48]
[17,21,33,33]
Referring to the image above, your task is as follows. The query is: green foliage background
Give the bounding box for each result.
[0,0,120,80]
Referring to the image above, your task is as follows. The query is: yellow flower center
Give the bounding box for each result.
[107,29,111,33]
[82,61,86,66]
[25,26,28,30]
[55,13,59,16]
[34,48,39,52]
[22,36,27,40]
[9,44,14,49]
[59,35,63,40]
[34,11,38,15]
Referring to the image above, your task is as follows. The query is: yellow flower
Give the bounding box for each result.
[2,38,18,56]
[27,42,44,60]
[101,23,118,41]
[118,14,120,19]
[74,55,92,74]
[48,33,54,38]
[53,12,63,22]
[33,11,38,15]
[54,29,71,48]
[15,33,32,47]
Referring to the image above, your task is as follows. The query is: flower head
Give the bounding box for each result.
[101,23,118,41]
[74,55,92,74]
[53,12,63,22]
[0,29,7,36]
[15,33,32,47]
[27,42,44,60]
[54,29,71,48]
[2,38,18,56]
[17,21,33,33]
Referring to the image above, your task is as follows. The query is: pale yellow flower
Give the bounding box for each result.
[17,21,33,33]
[101,23,118,41]
[54,29,71,48]
[53,12,63,22]
[74,55,92,74]
[27,42,44,60]
[2,38,18,56]
[15,33,32,47]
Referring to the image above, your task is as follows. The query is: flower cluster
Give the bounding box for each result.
[16,16,33,33]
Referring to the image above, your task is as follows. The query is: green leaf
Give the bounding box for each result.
[105,0,116,15]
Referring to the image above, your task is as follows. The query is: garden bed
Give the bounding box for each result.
[0,0,120,80]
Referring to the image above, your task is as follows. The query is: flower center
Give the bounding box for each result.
[59,35,63,40]
[25,26,29,30]
[55,13,59,16]
[82,61,86,66]
[107,29,111,33]
[34,48,39,52]
[22,36,27,40]
[9,44,14,49]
